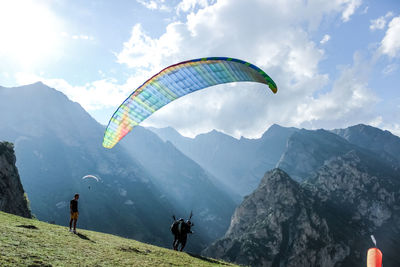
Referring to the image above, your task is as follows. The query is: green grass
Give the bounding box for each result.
[0,211,235,266]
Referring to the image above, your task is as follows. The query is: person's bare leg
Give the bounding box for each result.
[69,219,73,230]
[73,219,77,232]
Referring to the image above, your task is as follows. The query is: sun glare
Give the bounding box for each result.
[0,0,62,69]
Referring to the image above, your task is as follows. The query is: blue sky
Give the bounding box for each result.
[0,0,399,137]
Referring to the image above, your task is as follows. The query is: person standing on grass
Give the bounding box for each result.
[69,193,79,234]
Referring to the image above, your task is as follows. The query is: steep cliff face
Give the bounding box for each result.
[203,169,350,267]
[0,142,31,218]
[306,150,400,266]
[307,150,400,227]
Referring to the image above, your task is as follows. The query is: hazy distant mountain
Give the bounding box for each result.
[276,129,357,182]
[151,124,297,197]
[0,83,174,247]
[333,124,400,167]
[238,125,298,196]
[121,126,236,247]
[275,126,400,183]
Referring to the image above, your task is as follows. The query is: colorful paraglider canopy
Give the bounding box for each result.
[103,57,278,149]
[82,175,100,182]
[367,248,382,267]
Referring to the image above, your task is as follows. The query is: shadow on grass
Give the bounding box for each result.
[28,260,52,267]
[76,233,95,243]
[17,225,38,230]
[186,252,230,265]
[118,246,150,254]
[27,256,52,267]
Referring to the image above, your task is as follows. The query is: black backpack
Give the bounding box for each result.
[171,220,178,235]
[171,219,183,235]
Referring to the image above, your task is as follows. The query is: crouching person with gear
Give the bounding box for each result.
[170,212,194,251]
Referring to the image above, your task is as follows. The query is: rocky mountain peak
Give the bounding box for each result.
[226,169,300,236]
[333,124,400,166]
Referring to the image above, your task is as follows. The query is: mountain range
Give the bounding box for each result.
[151,124,297,197]
[1,82,399,266]
[202,126,400,266]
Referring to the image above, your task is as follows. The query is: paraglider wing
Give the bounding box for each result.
[82,175,100,182]
[102,57,278,149]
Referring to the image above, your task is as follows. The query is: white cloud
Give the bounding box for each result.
[293,52,378,130]
[386,11,394,17]
[382,63,398,75]
[176,0,212,14]
[380,15,400,57]
[370,12,394,31]
[114,0,367,138]
[341,0,362,22]
[61,32,94,41]
[368,116,383,127]
[320,34,331,44]
[73,34,94,41]
[370,17,387,31]
[136,0,170,11]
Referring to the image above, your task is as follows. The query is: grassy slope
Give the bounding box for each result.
[0,212,235,266]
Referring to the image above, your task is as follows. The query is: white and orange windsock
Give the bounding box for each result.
[367,247,382,267]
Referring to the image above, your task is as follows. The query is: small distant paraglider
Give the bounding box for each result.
[367,235,383,267]
[82,175,100,182]
[82,175,100,189]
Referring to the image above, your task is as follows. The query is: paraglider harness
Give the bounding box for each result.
[171,212,194,251]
